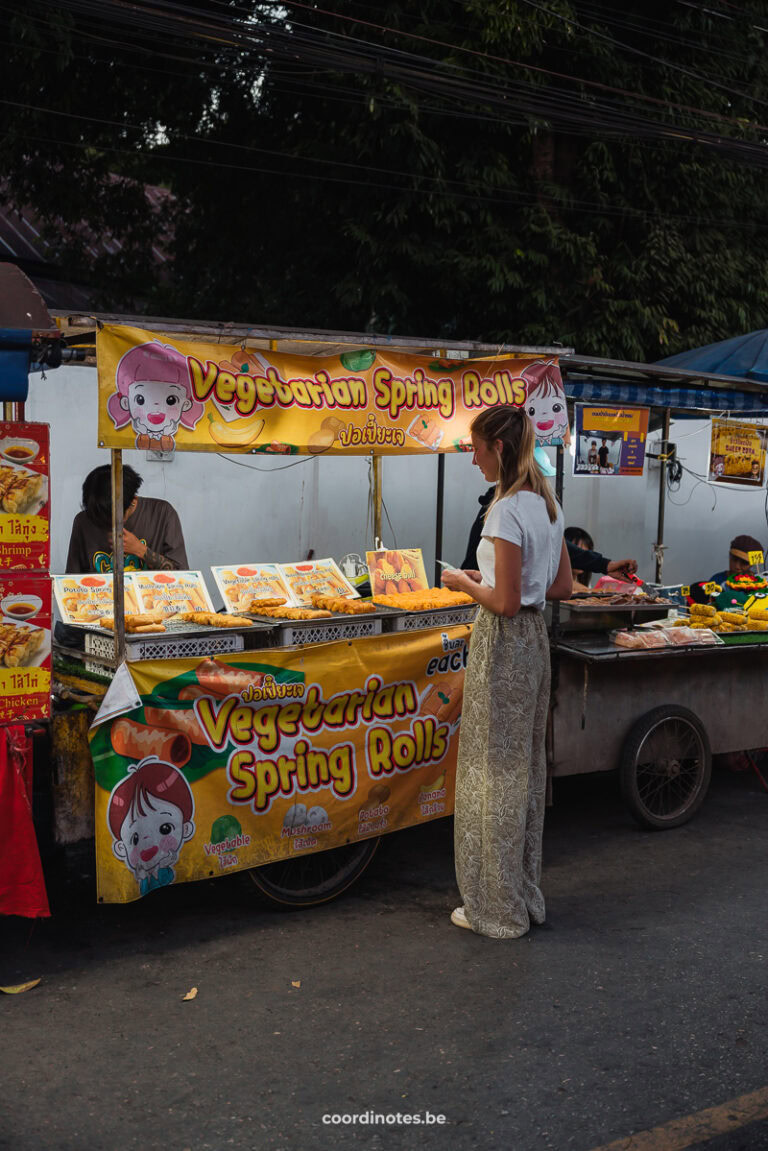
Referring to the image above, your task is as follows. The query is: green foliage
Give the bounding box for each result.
[4,0,768,358]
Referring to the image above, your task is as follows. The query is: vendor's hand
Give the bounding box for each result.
[464,569,482,583]
[607,558,638,580]
[441,568,475,593]
[109,528,147,560]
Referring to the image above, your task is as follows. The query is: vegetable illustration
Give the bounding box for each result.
[210,814,242,844]
[340,349,376,372]
[207,413,265,449]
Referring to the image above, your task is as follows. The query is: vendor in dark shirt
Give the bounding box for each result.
[461,489,638,581]
[66,465,188,573]
[597,439,610,470]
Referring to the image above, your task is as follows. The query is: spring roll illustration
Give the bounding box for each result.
[111,719,192,768]
[195,657,265,697]
[143,706,209,746]
[437,684,463,725]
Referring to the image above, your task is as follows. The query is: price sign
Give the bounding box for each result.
[703,582,722,596]
[748,550,764,566]
[680,585,691,597]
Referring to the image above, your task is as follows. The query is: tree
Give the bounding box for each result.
[4,0,768,358]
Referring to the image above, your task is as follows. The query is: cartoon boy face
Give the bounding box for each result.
[121,379,192,439]
[527,393,568,443]
[113,792,194,880]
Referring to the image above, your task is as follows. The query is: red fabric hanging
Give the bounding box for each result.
[0,724,50,918]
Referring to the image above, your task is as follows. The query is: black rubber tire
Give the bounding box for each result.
[619,704,712,830]
[246,836,381,907]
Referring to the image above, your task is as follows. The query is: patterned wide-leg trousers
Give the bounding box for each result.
[454,606,551,938]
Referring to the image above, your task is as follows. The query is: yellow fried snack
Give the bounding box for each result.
[720,611,747,624]
[246,598,287,610]
[255,606,333,620]
[374,587,474,611]
[747,618,768,630]
[309,594,376,615]
[173,611,253,628]
[690,603,717,618]
[98,612,167,633]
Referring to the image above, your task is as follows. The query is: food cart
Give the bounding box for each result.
[39,319,768,909]
[48,316,566,907]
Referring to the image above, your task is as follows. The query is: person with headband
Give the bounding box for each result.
[441,405,573,939]
[705,533,768,611]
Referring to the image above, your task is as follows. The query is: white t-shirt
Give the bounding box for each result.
[476,490,564,611]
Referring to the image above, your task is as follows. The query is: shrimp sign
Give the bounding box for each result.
[97,325,566,455]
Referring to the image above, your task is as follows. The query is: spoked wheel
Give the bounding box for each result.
[247,837,381,907]
[620,705,712,829]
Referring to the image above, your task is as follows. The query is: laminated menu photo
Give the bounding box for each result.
[278,558,359,607]
[211,563,293,613]
[131,571,215,617]
[54,573,141,625]
[0,574,52,722]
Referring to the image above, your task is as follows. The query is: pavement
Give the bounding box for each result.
[1,766,767,1151]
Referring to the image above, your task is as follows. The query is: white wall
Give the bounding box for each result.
[26,366,768,594]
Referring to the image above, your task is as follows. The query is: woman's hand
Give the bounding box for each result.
[441,568,476,593]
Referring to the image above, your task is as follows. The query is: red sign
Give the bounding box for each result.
[0,574,52,722]
[0,421,50,570]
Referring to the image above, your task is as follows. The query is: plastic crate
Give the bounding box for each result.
[265,616,382,647]
[383,605,477,631]
[84,629,244,663]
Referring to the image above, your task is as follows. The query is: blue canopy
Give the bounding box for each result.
[657,329,768,384]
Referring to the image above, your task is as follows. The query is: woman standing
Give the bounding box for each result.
[441,406,572,938]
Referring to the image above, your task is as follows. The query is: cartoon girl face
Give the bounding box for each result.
[121,380,192,439]
[113,791,194,880]
[527,392,568,444]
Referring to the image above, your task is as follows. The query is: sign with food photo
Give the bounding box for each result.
[54,573,141,624]
[0,421,50,570]
[366,548,429,597]
[278,558,358,606]
[0,574,52,721]
[131,571,214,617]
[97,325,564,456]
[211,563,292,613]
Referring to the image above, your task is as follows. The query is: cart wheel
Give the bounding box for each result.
[619,705,712,830]
[246,837,381,907]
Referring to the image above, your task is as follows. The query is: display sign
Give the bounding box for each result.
[89,627,468,903]
[709,419,767,486]
[54,573,141,624]
[0,574,52,722]
[97,325,565,455]
[278,558,358,606]
[573,406,649,478]
[366,548,429,597]
[130,571,214,616]
[0,421,50,570]
[211,564,293,613]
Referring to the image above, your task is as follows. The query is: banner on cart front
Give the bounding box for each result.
[89,627,469,903]
[96,325,566,455]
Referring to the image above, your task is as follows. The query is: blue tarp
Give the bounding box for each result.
[657,329,768,384]
[0,329,31,402]
[563,378,768,415]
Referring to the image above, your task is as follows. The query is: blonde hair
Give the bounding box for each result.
[471,405,559,524]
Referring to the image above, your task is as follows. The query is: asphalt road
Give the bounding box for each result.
[2,766,767,1151]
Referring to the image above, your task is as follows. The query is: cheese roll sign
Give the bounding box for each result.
[97,325,566,455]
[89,628,470,903]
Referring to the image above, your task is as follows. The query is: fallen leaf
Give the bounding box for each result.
[182,987,198,1001]
[291,980,301,989]
[0,979,41,994]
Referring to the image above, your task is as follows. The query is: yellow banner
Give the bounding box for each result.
[89,628,468,903]
[0,514,48,542]
[709,418,767,485]
[96,325,564,455]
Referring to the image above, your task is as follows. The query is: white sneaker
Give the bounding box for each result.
[451,906,472,929]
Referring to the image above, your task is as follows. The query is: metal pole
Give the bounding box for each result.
[434,454,445,583]
[655,409,671,584]
[372,455,383,546]
[111,450,126,665]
